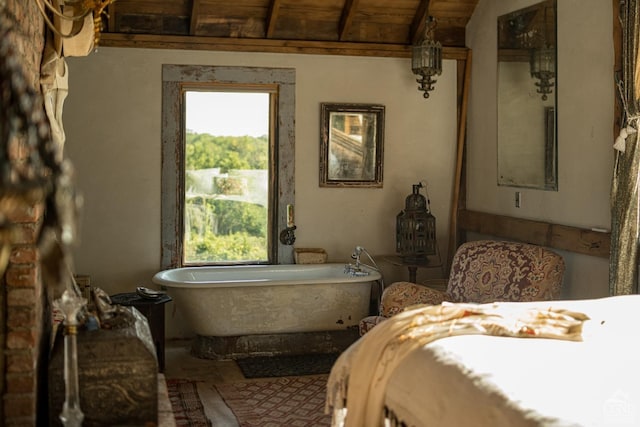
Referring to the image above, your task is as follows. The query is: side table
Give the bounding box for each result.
[110,292,172,372]
[384,254,444,283]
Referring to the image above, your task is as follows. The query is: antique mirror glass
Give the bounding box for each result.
[319,103,385,188]
[497,0,557,190]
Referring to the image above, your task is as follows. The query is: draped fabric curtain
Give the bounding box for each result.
[610,0,640,295]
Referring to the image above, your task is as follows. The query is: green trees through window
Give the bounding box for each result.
[184,130,269,262]
[183,90,271,263]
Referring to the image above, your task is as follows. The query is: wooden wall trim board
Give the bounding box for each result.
[458,210,611,258]
[99,33,469,59]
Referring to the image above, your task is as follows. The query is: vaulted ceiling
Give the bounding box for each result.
[100,0,479,58]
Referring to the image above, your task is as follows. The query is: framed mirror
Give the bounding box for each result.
[497,0,557,190]
[319,103,385,187]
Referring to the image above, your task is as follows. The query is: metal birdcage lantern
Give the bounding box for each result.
[396,183,436,263]
[411,16,442,98]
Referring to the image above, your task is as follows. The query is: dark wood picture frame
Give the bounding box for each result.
[319,103,385,188]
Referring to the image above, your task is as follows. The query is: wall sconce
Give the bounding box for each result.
[411,16,442,99]
[35,0,115,48]
[530,46,555,101]
[530,4,555,101]
[396,183,436,263]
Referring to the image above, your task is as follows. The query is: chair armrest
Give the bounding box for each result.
[359,315,387,336]
[380,282,448,317]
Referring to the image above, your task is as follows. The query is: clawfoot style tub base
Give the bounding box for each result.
[191,328,360,360]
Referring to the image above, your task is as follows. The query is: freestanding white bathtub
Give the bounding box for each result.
[152,263,381,338]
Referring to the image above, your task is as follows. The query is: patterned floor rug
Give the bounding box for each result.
[236,353,340,378]
[215,375,332,427]
[166,379,213,427]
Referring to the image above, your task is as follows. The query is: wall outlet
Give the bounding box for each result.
[515,191,521,208]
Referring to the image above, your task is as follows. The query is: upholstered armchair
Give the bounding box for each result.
[359,240,565,335]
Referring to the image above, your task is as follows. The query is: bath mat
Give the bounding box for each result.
[215,375,331,427]
[166,378,212,427]
[236,352,340,378]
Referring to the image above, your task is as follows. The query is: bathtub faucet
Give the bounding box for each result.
[345,264,369,276]
[352,246,364,263]
[345,246,380,276]
[347,245,386,313]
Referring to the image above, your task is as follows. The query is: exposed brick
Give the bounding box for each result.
[6,329,38,350]
[7,287,36,306]
[3,2,48,424]
[7,305,36,328]
[10,246,39,264]
[6,351,35,374]
[6,264,38,288]
[5,202,44,223]
[5,373,36,394]
[4,416,37,427]
[6,223,39,245]
[4,394,36,418]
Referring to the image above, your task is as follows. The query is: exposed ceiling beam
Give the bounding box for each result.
[100,32,469,60]
[410,0,430,45]
[107,3,117,33]
[190,0,202,36]
[266,0,282,38]
[339,0,360,41]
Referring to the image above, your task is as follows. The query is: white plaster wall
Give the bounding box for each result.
[63,48,458,337]
[466,0,614,299]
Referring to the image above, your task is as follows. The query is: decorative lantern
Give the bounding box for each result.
[411,16,442,99]
[396,183,436,263]
[529,3,555,101]
[530,46,555,101]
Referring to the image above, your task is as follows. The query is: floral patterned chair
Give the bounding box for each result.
[359,240,566,335]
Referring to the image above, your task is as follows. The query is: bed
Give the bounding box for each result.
[326,295,640,427]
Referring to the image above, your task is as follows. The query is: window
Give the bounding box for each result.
[184,90,270,263]
[161,65,295,268]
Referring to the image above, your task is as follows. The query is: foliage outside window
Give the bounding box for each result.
[161,65,295,269]
[184,128,270,263]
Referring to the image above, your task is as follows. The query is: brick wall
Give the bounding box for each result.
[2,1,46,425]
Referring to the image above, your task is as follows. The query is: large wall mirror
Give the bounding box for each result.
[497,0,557,190]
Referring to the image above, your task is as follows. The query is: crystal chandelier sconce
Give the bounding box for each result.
[411,16,442,99]
[530,46,555,100]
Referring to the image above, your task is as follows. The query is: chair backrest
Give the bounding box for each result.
[447,240,565,303]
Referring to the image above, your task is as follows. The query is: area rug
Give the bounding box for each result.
[215,375,331,426]
[166,378,212,427]
[236,353,340,378]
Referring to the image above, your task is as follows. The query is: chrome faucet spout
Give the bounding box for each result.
[344,262,368,276]
[346,245,386,313]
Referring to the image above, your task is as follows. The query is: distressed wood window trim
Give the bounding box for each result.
[161,64,296,268]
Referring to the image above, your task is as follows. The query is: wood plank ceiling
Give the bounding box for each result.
[101,0,479,58]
